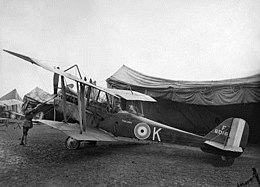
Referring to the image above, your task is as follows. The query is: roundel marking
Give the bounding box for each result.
[134,123,151,140]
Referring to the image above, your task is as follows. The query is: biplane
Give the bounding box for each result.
[0,99,24,119]
[4,49,249,165]
[0,100,25,129]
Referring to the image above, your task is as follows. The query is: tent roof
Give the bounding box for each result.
[0,89,22,101]
[106,65,260,105]
[24,87,52,104]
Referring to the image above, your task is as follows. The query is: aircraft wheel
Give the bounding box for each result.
[221,156,235,165]
[65,136,80,150]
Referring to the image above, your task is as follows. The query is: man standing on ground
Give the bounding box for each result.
[20,105,37,145]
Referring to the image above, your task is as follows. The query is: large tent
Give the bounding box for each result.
[23,87,54,120]
[107,65,260,143]
[0,89,23,115]
[23,87,53,105]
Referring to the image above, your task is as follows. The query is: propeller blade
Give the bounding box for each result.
[53,73,59,94]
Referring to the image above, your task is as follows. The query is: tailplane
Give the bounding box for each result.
[201,118,249,164]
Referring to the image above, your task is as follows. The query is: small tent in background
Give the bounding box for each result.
[23,87,54,120]
[23,87,53,106]
[107,65,260,144]
[0,89,23,117]
[23,86,79,122]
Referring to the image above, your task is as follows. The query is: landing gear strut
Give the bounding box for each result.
[65,136,81,149]
[86,141,97,146]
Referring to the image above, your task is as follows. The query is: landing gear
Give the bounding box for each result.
[65,137,97,149]
[86,141,97,146]
[221,156,235,165]
[65,136,81,150]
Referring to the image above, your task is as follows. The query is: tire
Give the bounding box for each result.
[65,136,80,150]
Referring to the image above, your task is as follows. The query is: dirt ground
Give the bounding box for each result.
[0,122,259,187]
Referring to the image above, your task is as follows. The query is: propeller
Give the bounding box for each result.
[53,67,60,95]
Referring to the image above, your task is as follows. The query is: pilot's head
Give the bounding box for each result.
[128,105,137,114]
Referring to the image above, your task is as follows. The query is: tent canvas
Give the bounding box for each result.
[0,89,23,114]
[23,87,54,120]
[23,87,53,105]
[23,87,75,121]
[107,65,260,143]
[0,88,22,101]
[107,65,260,105]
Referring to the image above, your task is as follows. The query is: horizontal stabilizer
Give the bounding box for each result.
[204,140,243,153]
[38,120,116,141]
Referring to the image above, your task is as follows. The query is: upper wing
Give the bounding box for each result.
[3,50,119,99]
[105,88,156,102]
[38,120,116,141]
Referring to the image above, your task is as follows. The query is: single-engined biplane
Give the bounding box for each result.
[4,49,249,165]
[0,100,25,128]
[0,99,24,119]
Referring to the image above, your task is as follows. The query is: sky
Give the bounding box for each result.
[0,0,260,98]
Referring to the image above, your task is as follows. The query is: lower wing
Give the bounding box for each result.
[38,120,116,142]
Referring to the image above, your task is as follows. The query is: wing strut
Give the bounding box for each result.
[80,83,87,131]
[77,82,83,134]
[61,76,67,122]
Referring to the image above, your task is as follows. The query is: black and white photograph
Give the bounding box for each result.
[0,0,260,186]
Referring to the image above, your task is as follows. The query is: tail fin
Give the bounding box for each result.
[204,118,249,153]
